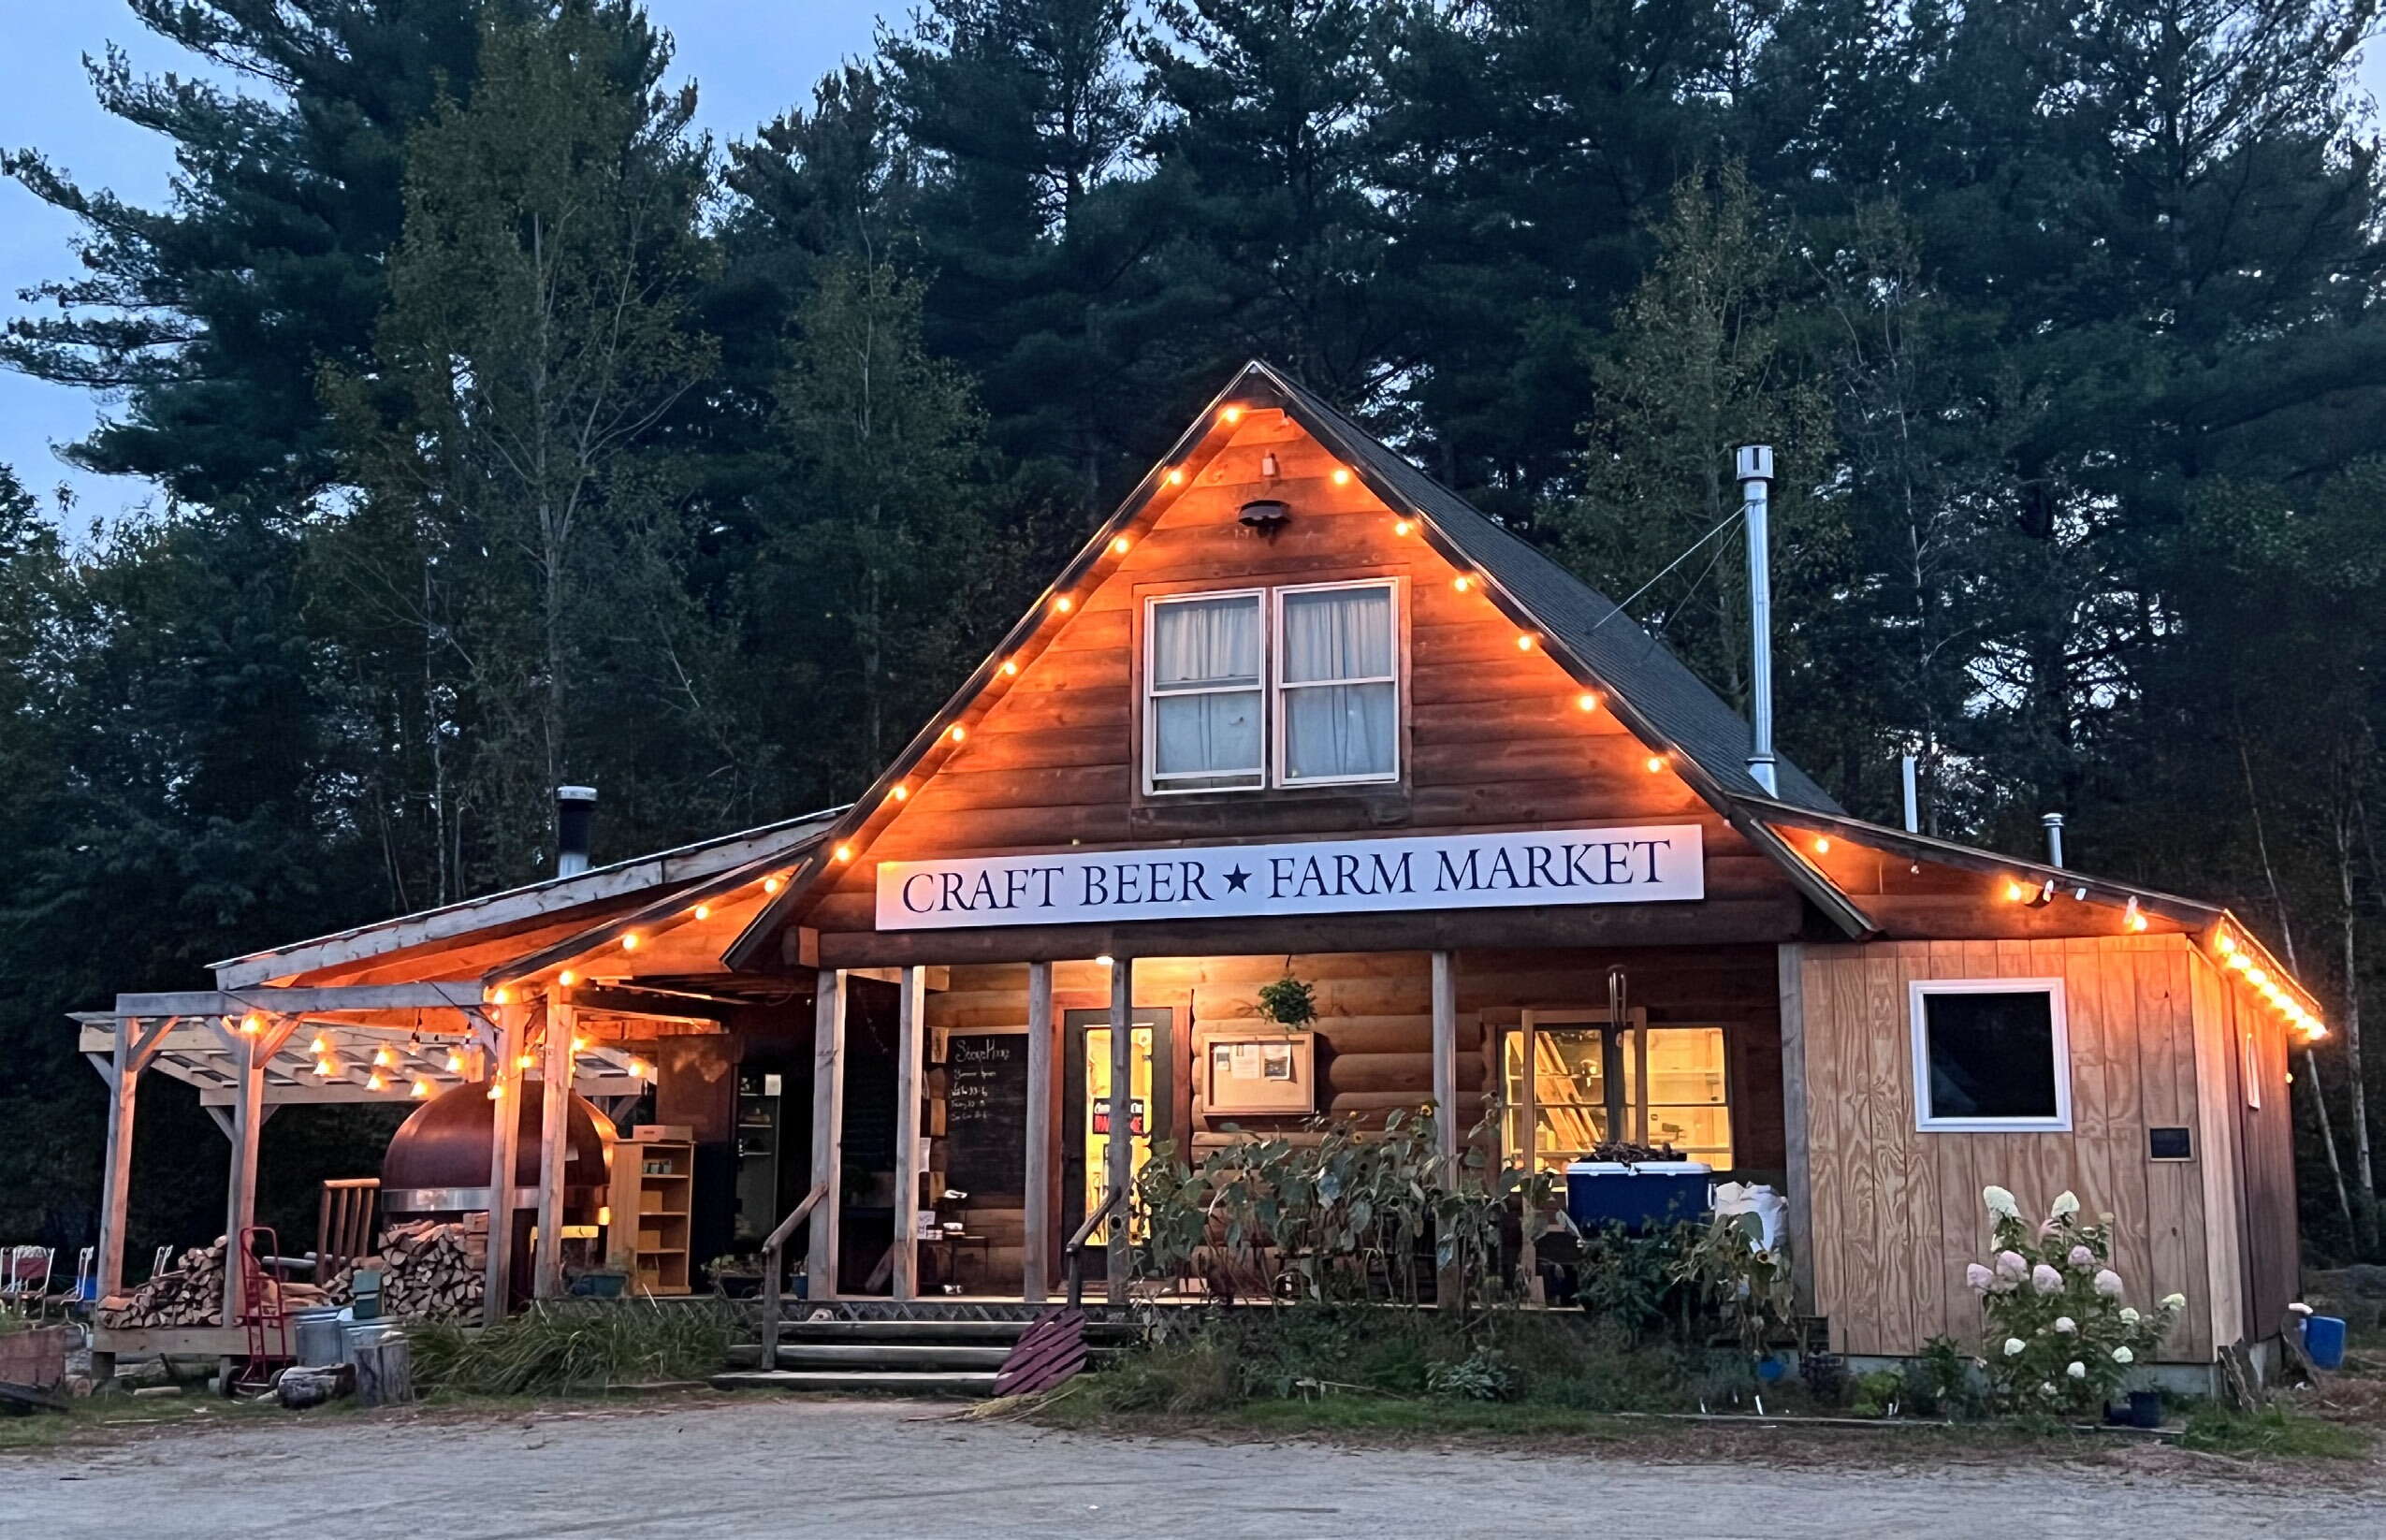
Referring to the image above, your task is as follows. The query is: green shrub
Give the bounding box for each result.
[409,1299,733,1396]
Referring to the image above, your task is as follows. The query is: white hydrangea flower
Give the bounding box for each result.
[2119,1307,2141,1325]
[2093,1269,2125,1298]
[2050,1190,2081,1218]
[2054,1315,2076,1334]
[2066,1361,2088,1380]
[1984,1185,2021,1219]
[2113,1347,2133,1365]
[1996,1249,2029,1279]
[1966,1263,1996,1293]
[2067,1244,2095,1267]
[2031,1263,2064,1295]
[2004,1337,2027,1357]
[2160,1292,2187,1312]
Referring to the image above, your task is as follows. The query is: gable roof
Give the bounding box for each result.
[1277,373,1840,812]
[722,360,1856,968]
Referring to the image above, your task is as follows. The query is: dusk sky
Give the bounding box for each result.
[2,5,2379,536]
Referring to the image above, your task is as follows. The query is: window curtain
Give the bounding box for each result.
[1282,587,1395,779]
[1152,595,1261,778]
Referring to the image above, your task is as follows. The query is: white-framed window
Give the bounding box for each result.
[1908,978,2072,1132]
[1275,580,1399,786]
[1142,578,1400,794]
[1145,588,1266,792]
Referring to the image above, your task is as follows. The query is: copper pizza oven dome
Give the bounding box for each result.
[381,1080,612,1213]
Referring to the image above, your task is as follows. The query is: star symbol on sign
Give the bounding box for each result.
[1223,865,1252,893]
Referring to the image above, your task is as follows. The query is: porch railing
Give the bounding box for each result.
[757,1182,828,1366]
[1064,1186,1128,1310]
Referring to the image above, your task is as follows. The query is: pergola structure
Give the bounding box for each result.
[79,982,662,1356]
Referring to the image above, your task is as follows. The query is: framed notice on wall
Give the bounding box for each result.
[1200,1031,1316,1116]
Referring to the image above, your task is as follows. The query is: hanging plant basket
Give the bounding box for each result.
[1257,973,1317,1032]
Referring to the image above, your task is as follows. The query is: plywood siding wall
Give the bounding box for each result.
[1796,936,2217,1361]
[798,408,1802,947]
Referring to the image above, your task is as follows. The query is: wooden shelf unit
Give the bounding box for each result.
[607,1134,693,1294]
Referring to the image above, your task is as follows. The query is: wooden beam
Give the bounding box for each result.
[222,1028,267,1324]
[483,1001,522,1323]
[1023,960,1055,1302]
[1432,952,1460,1163]
[116,983,487,1016]
[1107,956,1134,1296]
[1776,943,1815,1314]
[534,994,574,1299]
[1517,1011,1539,1302]
[96,1020,140,1303]
[892,966,928,1301]
[806,969,846,1301]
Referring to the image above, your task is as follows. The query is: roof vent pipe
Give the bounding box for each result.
[2042,812,2065,869]
[1736,444,1778,795]
[556,785,598,877]
[1900,752,1921,834]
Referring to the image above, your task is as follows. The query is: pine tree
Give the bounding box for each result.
[1,0,483,504]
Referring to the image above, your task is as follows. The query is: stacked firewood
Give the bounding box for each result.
[96,1237,335,1329]
[324,1218,487,1322]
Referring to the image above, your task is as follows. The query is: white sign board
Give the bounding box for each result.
[874,824,1704,931]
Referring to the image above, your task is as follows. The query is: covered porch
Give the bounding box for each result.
[800,943,1784,1305]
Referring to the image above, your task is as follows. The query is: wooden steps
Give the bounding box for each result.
[710,1369,999,1395]
[712,1312,1130,1396]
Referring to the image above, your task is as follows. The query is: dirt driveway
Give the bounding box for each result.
[4,1397,2381,1538]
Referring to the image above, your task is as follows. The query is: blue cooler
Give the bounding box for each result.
[1564,1160,1714,1231]
[2304,1314,2348,1370]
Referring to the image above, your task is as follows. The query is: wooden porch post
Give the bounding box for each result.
[807,967,846,1301]
[1777,943,1815,1314]
[533,992,575,1298]
[93,1016,160,1305]
[1023,960,1055,1303]
[1106,955,1135,1296]
[892,966,927,1301]
[1431,951,1460,1163]
[219,1016,295,1324]
[483,1001,521,1323]
[1518,1012,1541,1303]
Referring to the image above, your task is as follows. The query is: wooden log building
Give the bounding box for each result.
[80,361,2316,1381]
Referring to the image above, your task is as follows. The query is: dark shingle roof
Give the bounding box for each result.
[1256,363,1840,813]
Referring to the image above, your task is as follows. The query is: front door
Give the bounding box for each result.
[1061,1007,1174,1249]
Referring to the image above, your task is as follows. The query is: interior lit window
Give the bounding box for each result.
[1502,1024,1733,1170]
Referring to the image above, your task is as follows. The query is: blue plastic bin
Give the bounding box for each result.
[1564,1161,1714,1231]
[2303,1314,2348,1370]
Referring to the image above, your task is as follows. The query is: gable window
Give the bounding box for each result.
[1278,582,1398,784]
[1143,579,1400,794]
[1909,979,2071,1132]
[1147,590,1265,792]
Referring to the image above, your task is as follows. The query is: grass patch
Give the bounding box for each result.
[2176,1403,2373,1460]
[409,1299,733,1396]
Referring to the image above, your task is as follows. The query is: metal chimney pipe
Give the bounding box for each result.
[1736,445,1778,795]
[2042,812,2066,869]
[556,785,598,877]
[1900,752,1921,834]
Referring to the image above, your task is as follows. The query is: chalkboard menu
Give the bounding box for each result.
[943,1033,1028,1202]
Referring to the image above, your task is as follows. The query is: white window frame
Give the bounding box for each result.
[1142,587,1268,796]
[1908,978,2073,1133]
[1139,578,1404,796]
[1271,577,1403,790]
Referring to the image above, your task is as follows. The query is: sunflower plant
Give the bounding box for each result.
[1966,1184,2183,1416]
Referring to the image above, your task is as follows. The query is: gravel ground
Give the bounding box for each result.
[4,1398,2382,1538]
